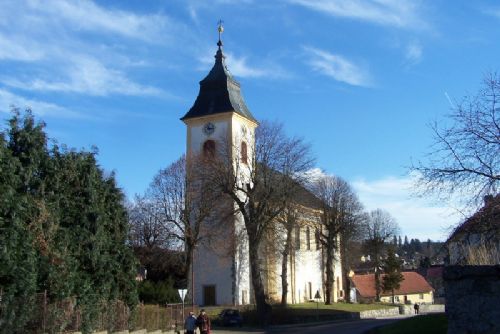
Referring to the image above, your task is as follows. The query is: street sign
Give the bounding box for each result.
[178,289,187,302]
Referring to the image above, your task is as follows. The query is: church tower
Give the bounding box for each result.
[181,23,258,306]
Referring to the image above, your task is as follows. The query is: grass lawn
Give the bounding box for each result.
[366,314,448,334]
[204,302,395,326]
[288,302,394,312]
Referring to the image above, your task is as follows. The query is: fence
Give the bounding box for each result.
[0,291,197,333]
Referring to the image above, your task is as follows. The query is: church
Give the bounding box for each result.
[180,25,343,306]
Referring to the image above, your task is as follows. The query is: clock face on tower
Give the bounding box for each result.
[203,122,215,136]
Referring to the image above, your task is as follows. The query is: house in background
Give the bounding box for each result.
[350,271,434,304]
[446,194,500,265]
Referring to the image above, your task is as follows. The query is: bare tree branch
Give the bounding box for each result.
[412,72,500,206]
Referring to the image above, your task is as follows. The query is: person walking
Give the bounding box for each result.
[414,303,420,315]
[184,311,197,334]
[196,309,211,334]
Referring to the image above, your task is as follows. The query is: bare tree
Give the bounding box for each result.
[412,72,500,206]
[146,154,221,291]
[206,120,314,323]
[313,175,365,304]
[128,194,173,249]
[363,209,400,301]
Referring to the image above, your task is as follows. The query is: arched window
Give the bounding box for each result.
[203,140,216,158]
[295,226,301,250]
[241,141,248,164]
[306,227,311,250]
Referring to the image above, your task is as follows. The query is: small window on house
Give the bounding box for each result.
[295,226,301,250]
[395,296,400,302]
[241,141,248,164]
[203,140,216,158]
[419,293,424,299]
[306,227,311,250]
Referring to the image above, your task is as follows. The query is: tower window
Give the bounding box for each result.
[295,226,301,250]
[203,140,216,158]
[315,228,321,250]
[241,141,248,164]
[306,227,311,250]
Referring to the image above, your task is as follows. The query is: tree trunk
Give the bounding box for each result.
[248,235,271,326]
[324,239,335,305]
[185,239,194,305]
[374,269,381,302]
[280,224,293,306]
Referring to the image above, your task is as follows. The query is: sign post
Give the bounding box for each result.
[314,290,321,321]
[178,289,188,325]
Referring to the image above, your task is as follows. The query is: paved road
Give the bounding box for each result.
[212,315,413,334]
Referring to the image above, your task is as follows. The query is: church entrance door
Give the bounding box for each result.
[203,285,216,306]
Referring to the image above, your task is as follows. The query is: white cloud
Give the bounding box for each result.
[226,54,267,78]
[482,7,500,19]
[2,56,162,97]
[0,33,44,61]
[303,46,372,86]
[0,88,84,119]
[289,0,426,29]
[198,49,290,79]
[405,40,423,64]
[24,0,171,43]
[352,175,462,241]
[0,1,176,98]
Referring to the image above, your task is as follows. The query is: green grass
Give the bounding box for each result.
[367,314,448,334]
[288,302,394,312]
[202,302,395,326]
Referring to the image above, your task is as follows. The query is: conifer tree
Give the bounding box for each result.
[382,247,404,304]
[0,109,138,333]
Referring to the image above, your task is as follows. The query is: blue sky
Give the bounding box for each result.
[1,0,498,241]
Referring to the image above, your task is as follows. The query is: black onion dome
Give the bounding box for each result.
[181,41,256,122]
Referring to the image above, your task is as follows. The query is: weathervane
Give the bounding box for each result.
[217,19,224,47]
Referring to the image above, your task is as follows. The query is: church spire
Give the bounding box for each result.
[181,22,256,123]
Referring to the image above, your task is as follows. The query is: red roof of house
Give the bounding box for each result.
[351,272,433,298]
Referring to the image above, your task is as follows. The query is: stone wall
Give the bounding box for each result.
[357,307,400,319]
[444,265,500,334]
[398,304,445,315]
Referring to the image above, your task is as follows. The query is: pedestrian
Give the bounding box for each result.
[184,311,197,334]
[196,309,211,334]
[414,302,419,314]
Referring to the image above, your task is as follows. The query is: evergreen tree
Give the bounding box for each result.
[0,110,138,333]
[0,129,38,332]
[382,248,404,304]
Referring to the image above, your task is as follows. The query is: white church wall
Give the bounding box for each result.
[294,250,323,302]
[188,117,229,155]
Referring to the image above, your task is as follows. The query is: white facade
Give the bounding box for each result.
[184,112,256,306]
[182,39,343,306]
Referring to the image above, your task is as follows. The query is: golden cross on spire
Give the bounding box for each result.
[217,19,224,44]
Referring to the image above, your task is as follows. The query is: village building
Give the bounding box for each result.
[349,271,434,304]
[181,27,343,306]
[446,194,500,265]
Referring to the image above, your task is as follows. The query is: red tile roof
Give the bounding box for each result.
[351,272,433,298]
